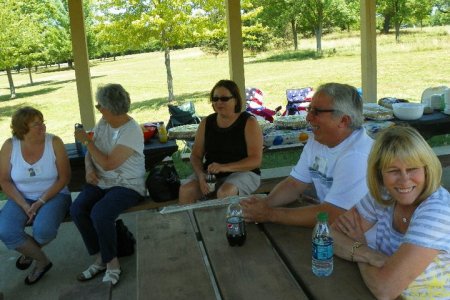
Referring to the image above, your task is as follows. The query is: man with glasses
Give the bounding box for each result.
[242,83,374,231]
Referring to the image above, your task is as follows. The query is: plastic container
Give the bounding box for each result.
[158,122,168,143]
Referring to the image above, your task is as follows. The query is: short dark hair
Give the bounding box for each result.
[210,79,243,113]
[11,107,44,140]
[96,83,130,115]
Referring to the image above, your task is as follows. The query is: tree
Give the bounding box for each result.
[409,0,433,28]
[94,0,209,102]
[0,1,38,98]
[297,0,350,54]
[377,0,421,40]
[255,0,304,50]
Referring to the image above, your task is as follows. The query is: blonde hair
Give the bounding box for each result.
[367,125,441,206]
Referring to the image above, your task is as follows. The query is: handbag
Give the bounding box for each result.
[116,219,136,257]
[146,163,180,202]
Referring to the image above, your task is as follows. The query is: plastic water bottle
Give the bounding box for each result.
[312,212,333,276]
[226,199,246,247]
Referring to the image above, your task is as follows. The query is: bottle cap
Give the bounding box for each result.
[317,212,328,222]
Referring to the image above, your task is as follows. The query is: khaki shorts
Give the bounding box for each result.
[186,171,260,196]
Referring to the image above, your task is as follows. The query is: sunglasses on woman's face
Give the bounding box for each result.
[212,96,234,102]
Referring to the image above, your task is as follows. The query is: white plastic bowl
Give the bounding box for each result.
[392,103,424,120]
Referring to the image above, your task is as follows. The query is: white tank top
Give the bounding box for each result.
[10,133,69,200]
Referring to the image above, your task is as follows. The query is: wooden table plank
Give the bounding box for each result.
[263,223,375,300]
[195,207,308,300]
[136,211,216,300]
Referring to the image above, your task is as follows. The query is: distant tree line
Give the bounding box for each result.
[0,0,448,100]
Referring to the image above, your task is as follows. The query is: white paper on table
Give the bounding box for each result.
[159,194,267,214]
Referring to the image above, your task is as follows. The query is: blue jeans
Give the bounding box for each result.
[0,193,71,250]
[70,184,143,263]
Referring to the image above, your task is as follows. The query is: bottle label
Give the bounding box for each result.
[226,217,244,236]
[312,237,333,260]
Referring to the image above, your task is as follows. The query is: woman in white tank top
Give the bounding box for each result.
[0,107,71,285]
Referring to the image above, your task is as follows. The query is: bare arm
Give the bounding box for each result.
[0,139,28,209]
[241,176,346,226]
[207,116,263,173]
[332,208,439,299]
[358,244,438,299]
[190,118,209,195]
[75,128,134,171]
[38,136,71,201]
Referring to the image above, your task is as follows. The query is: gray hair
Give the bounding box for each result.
[316,83,364,129]
[96,83,130,115]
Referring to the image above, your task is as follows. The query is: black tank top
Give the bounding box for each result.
[204,112,260,178]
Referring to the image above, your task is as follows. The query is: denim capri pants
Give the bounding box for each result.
[0,193,71,250]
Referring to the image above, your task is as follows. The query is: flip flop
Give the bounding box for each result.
[77,263,107,282]
[16,255,33,270]
[24,262,53,285]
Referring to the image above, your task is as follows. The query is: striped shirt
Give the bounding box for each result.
[356,187,450,299]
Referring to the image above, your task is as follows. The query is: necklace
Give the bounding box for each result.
[395,203,410,224]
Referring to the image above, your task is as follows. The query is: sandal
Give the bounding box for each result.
[102,269,121,286]
[24,262,53,285]
[16,255,33,270]
[77,263,107,282]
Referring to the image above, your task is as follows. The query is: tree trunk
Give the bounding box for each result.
[394,22,401,42]
[28,67,34,85]
[164,47,175,102]
[383,14,391,34]
[315,26,323,55]
[68,60,73,69]
[6,68,16,99]
[291,19,298,51]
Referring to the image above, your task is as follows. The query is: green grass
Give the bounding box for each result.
[0,26,449,183]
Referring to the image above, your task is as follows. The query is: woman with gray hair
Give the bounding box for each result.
[71,83,146,286]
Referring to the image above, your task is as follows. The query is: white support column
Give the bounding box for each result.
[225,0,246,108]
[360,0,377,103]
[68,0,95,128]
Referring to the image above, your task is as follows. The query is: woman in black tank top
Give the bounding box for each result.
[179,80,263,204]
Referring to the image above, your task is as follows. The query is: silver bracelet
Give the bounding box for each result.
[38,198,46,205]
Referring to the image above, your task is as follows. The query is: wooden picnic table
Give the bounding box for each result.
[65,137,178,191]
[135,206,375,300]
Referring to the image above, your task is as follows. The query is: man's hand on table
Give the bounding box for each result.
[241,196,272,223]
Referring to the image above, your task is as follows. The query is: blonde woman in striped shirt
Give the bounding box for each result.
[332,126,450,300]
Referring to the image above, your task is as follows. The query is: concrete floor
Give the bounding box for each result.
[0,213,139,300]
